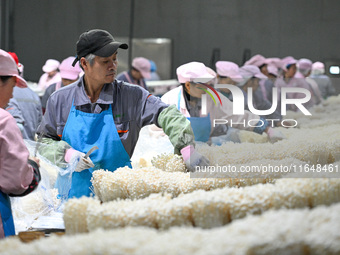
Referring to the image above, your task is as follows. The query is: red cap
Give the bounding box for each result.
[7,52,19,65]
[0,50,27,88]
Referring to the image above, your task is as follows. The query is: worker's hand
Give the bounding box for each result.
[75,156,95,172]
[29,157,40,167]
[28,159,41,185]
[267,127,286,143]
[65,148,94,172]
[181,145,210,172]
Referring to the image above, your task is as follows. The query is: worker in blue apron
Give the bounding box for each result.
[40,30,210,196]
[56,100,132,199]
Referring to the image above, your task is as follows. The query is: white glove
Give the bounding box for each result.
[65,149,95,172]
[181,145,210,172]
[267,127,286,143]
[75,155,95,172]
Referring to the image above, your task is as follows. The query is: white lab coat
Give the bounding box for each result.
[275,75,316,111]
[306,77,323,105]
[38,72,62,92]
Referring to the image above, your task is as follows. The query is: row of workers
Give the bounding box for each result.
[151,61,286,144]
[0,28,333,237]
[5,52,158,142]
[6,52,334,146]
[160,55,334,144]
[37,56,159,94]
[242,54,334,108]
[35,29,289,200]
[215,55,334,118]
[0,28,210,238]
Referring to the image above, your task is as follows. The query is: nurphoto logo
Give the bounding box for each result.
[199,83,312,128]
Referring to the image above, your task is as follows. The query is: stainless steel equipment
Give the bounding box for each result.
[115,37,173,80]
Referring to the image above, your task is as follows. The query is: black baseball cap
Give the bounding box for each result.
[72,29,128,66]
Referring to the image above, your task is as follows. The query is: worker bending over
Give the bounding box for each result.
[37,29,208,198]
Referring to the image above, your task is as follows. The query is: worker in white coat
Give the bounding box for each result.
[160,62,285,144]
[310,61,336,99]
[296,58,322,105]
[38,59,62,92]
[239,65,283,126]
[215,61,245,104]
[245,55,279,105]
[275,56,316,112]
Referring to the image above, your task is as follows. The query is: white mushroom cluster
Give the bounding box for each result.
[1,203,339,255]
[11,189,60,219]
[91,161,290,202]
[10,187,61,233]
[286,95,340,129]
[65,176,340,234]
[62,196,99,234]
[197,124,340,166]
[151,153,186,172]
[3,95,339,254]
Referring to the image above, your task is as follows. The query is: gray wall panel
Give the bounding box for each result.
[8,0,340,82]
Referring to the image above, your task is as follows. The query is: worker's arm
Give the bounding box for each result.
[0,111,40,195]
[140,91,195,154]
[37,138,72,167]
[157,105,195,155]
[36,87,73,167]
[140,90,209,171]
[158,105,209,171]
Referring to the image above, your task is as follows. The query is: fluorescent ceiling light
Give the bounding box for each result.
[329,66,340,75]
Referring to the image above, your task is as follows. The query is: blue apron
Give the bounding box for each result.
[58,100,132,199]
[0,191,15,237]
[178,90,211,142]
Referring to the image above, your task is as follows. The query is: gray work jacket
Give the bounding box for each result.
[39,77,168,157]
